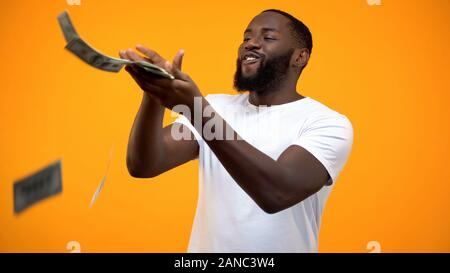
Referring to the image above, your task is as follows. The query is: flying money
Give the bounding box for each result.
[65,37,126,73]
[13,160,63,214]
[58,11,175,79]
[89,147,113,208]
[57,10,78,43]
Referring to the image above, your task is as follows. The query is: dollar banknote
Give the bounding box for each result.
[89,146,113,208]
[13,160,63,214]
[57,10,78,43]
[58,11,174,79]
[65,37,127,73]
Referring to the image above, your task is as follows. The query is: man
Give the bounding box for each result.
[119,9,353,252]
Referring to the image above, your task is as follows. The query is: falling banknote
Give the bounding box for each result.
[57,11,174,79]
[13,160,63,214]
[89,146,113,208]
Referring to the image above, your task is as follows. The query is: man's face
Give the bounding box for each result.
[234,12,296,93]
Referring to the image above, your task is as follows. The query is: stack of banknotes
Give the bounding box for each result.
[57,11,174,79]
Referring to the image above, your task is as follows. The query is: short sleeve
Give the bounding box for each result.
[291,114,354,185]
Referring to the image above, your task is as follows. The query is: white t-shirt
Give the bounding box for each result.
[173,92,353,253]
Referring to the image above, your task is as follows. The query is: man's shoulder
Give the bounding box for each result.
[303,97,353,130]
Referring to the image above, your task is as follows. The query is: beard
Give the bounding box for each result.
[233,48,294,94]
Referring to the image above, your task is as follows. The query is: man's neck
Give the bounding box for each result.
[248,82,304,107]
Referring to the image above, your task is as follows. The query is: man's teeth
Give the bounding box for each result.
[246,56,257,61]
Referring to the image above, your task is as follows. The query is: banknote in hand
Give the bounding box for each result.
[58,11,174,79]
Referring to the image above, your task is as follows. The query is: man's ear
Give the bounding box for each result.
[293,48,310,69]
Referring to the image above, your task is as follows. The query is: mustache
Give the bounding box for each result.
[239,50,264,62]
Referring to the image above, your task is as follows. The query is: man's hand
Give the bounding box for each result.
[120,45,203,112]
[122,46,199,179]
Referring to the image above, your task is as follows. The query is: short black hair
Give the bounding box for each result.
[262,9,313,54]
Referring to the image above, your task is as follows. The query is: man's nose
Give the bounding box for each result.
[244,37,261,50]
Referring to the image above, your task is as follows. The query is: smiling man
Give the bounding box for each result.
[120,9,353,252]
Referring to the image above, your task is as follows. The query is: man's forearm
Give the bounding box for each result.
[190,97,301,213]
[127,93,166,177]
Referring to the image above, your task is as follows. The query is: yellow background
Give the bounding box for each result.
[0,0,449,252]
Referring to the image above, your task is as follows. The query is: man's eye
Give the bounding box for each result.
[264,37,276,40]
[243,37,250,42]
